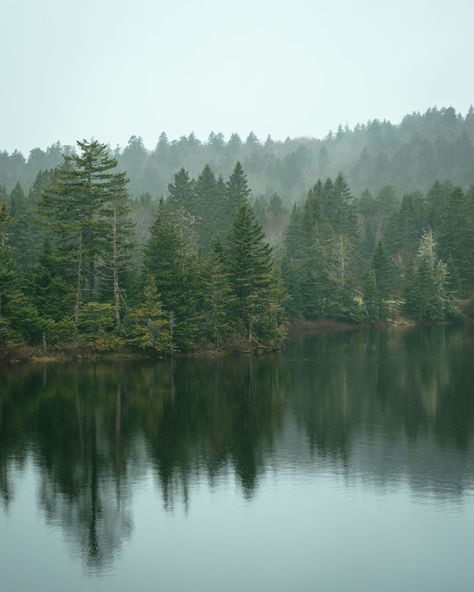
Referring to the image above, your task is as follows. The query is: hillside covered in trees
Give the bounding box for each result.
[1,124,474,357]
[2,107,474,203]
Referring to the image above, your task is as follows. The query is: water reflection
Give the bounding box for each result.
[0,326,473,570]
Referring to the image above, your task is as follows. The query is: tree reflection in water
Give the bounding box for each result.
[0,326,473,570]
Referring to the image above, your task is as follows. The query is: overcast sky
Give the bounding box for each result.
[2,0,473,153]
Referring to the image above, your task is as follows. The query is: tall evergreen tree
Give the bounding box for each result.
[129,278,171,354]
[226,161,251,220]
[226,201,283,345]
[404,232,449,322]
[40,140,132,322]
[202,240,236,347]
[143,199,201,351]
[194,164,219,253]
[9,182,35,273]
[168,168,195,213]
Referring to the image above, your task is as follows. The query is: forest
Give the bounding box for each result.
[2,107,474,202]
[1,108,474,357]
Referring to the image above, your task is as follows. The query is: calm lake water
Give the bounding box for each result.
[1,327,474,592]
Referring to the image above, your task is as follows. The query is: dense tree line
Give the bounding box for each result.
[1,134,474,356]
[283,177,474,322]
[0,140,284,354]
[2,107,474,203]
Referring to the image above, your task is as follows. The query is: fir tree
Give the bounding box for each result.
[168,168,195,213]
[202,240,236,347]
[9,182,35,273]
[404,232,448,322]
[39,140,132,322]
[226,161,251,219]
[129,279,171,354]
[143,199,201,351]
[371,239,393,303]
[226,201,283,345]
[193,164,219,253]
[31,238,72,321]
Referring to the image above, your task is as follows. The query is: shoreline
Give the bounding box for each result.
[1,318,468,364]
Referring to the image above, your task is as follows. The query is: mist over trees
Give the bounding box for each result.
[2,107,474,202]
[1,106,474,356]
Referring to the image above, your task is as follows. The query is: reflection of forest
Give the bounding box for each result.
[0,326,473,568]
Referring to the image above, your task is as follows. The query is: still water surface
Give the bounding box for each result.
[1,327,474,591]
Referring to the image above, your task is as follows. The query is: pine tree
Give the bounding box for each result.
[9,182,35,273]
[0,204,16,320]
[437,186,474,288]
[363,269,380,321]
[202,240,236,347]
[102,167,133,327]
[129,279,171,354]
[77,302,115,352]
[226,162,251,220]
[193,164,218,253]
[404,232,448,322]
[0,203,41,343]
[226,201,283,345]
[168,168,195,213]
[40,140,132,322]
[372,239,393,302]
[143,199,201,351]
[31,238,72,321]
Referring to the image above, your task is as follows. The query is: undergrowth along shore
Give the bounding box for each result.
[1,316,471,364]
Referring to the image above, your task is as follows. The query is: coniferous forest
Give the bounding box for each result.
[1,109,474,357]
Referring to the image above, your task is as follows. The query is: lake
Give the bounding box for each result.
[1,326,474,592]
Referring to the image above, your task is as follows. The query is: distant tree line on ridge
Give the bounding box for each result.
[2,106,474,203]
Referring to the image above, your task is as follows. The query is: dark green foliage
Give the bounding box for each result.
[2,129,474,352]
[0,203,42,343]
[129,279,171,354]
[9,182,35,273]
[4,107,474,204]
[202,240,236,347]
[282,175,363,322]
[31,238,72,321]
[364,269,380,321]
[226,201,283,345]
[39,139,134,323]
[436,186,474,288]
[143,199,201,351]
[77,302,115,351]
[404,233,449,322]
[168,168,195,212]
[226,161,251,220]
[193,164,221,253]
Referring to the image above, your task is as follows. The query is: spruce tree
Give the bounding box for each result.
[31,238,72,321]
[404,232,448,322]
[437,186,474,288]
[193,164,219,253]
[129,279,171,354]
[372,240,392,298]
[168,168,195,213]
[143,199,201,351]
[202,240,236,347]
[0,203,41,343]
[226,201,283,345]
[9,182,35,273]
[40,140,132,322]
[226,161,251,220]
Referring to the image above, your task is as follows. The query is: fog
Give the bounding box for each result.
[2,0,474,153]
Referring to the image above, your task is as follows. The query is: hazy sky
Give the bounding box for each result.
[2,0,473,153]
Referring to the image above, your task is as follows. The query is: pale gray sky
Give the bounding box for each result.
[2,0,473,153]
